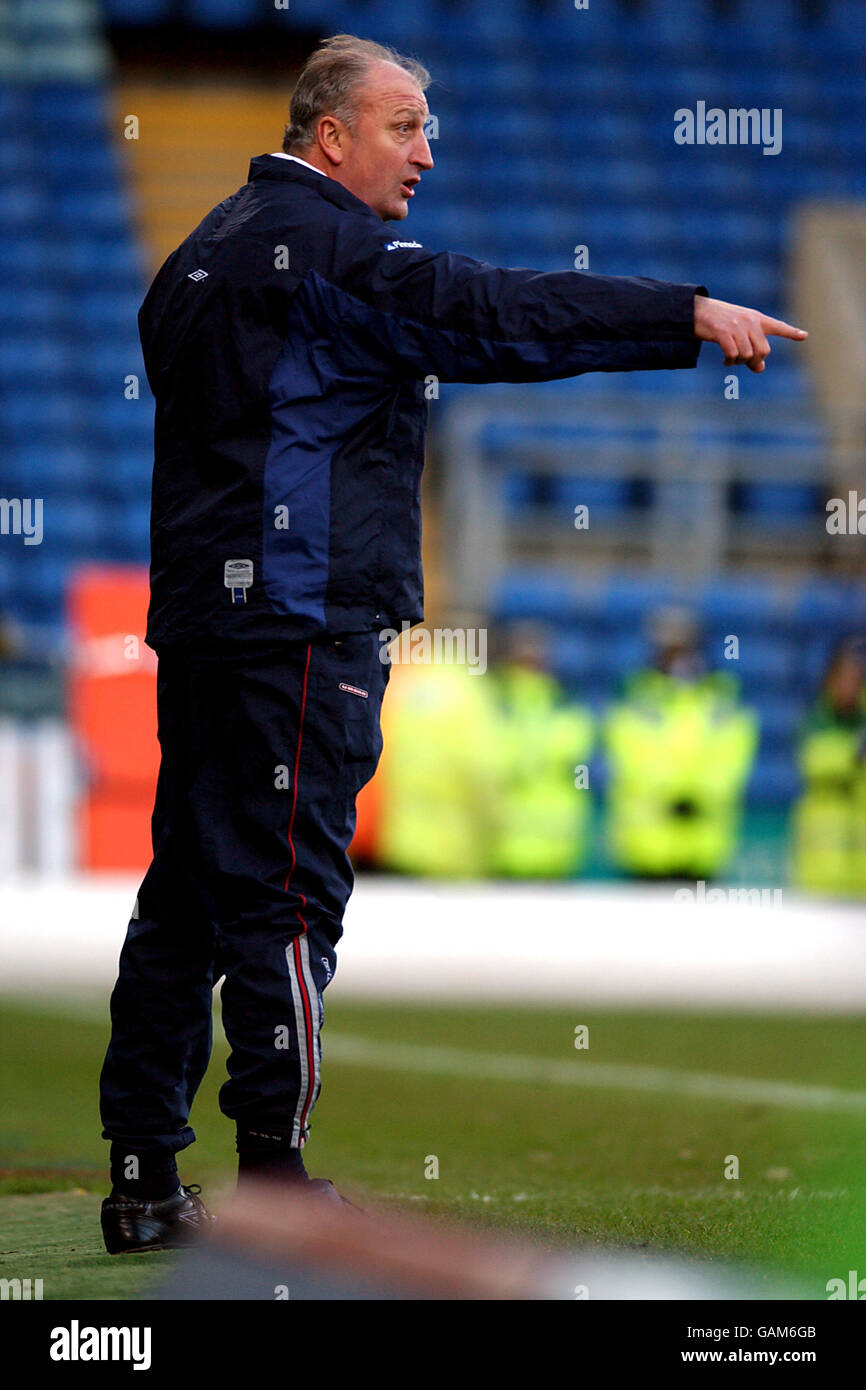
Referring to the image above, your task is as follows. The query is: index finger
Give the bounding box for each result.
[759,315,808,340]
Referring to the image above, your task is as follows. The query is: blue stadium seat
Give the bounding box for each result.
[756,695,806,751]
[434,0,528,46]
[541,65,636,107]
[795,580,866,630]
[54,189,130,229]
[75,291,143,334]
[0,185,42,231]
[625,0,719,43]
[102,0,173,24]
[0,285,64,328]
[493,571,583,625]
[501,473,534,514]
[802,636,845,693]
[550,631,597,688]
[93,397,154,448]
[29,84,109,132]
[737,482,824,524]
[64,239,146,286]
[0,137,30,182]
[0,551,16,606]
[825,0,865,37]
[186,0,262,26]
[745,752,800,808]
[698,576,781,627]
[7,443,94,493]
[368,1,436,44]
[99,449,153,501]
[43,142,119,186]
[726,638,794,692]
[0,88,27,125]
[529,2,614,53]
[438,56,535,101]
[453,106,550,152]
[550,476,631,517]
[103,501,151,563]
[3,391,88,440]
[606,630,651,681]
[0,335,73,384]
[12,558,70,622]
[79,339,149,388]
[727,0,804,44]
[604,573,683,625]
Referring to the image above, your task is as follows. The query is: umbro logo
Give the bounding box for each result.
[383,240,422,251]
[188,268,208,281]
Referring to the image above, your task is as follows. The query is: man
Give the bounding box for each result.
[98,33,808,1253]
[791,638,866,898]
[374,631,501,879]
[486,623,595,879]
[604,606,757,880]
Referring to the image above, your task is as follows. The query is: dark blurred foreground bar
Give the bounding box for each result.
[155,1180,798,1301]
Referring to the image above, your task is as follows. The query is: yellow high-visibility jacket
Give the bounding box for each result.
[376,659,500,878]
[486,664,594,878]
[791,700,866,898]
[604,669,757,878]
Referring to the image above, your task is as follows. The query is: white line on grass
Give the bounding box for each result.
[324,1033,866,1115]
[8,997,866,1117]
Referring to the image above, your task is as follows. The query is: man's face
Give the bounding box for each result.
[827,656,864,715]
[325,62,434,220]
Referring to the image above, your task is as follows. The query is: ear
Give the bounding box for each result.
[316,115,345,169]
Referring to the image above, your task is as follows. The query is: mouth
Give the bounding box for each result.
[400,179,420,198]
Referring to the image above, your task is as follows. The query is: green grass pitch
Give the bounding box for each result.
[2,994,865,1299]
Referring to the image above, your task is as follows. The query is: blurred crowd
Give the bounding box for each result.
[358,611,866,898]
[3,607,864,895]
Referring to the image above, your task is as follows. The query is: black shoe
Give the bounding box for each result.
[101,1183,214,1255]
[306,1179,362,1212]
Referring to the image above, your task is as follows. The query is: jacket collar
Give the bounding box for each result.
[247,153,383,224]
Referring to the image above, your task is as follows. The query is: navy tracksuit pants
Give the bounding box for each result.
[99,631,389,1156]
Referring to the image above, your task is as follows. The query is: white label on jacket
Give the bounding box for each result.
[224,558,253,604]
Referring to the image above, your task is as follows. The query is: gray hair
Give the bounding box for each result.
[282,33,430,154]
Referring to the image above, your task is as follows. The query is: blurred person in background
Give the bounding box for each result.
[0,615,14,662]
[374,620,594,879]
[791,638,866,899]
[604,606,757,881]
[486,621,594,879]
[0,611,65,716]
[375,624,499,878]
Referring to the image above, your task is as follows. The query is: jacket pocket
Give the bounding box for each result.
[325,632,389,795]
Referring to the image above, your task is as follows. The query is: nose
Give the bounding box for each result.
[413,131,434,171]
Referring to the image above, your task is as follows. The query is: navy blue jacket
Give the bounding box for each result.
[140,154,705,650]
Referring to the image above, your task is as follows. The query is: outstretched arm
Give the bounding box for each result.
[694,296,807,373]
[329,216,705,384]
